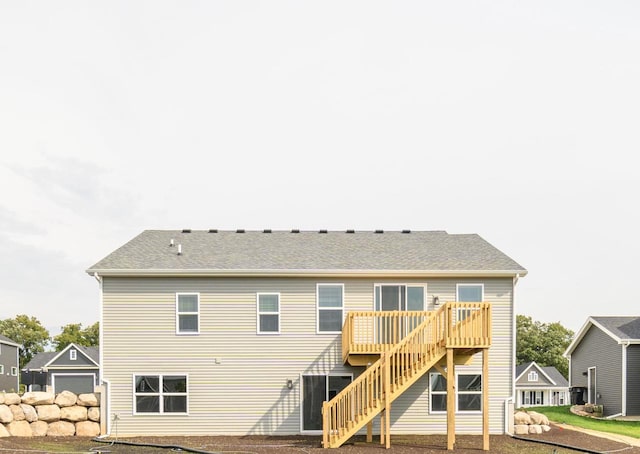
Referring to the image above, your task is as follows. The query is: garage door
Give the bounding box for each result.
[53,374,95,394]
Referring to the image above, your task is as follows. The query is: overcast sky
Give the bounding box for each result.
[1,1,638,339]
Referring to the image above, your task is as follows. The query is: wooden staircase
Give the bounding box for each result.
[322,302,491,449]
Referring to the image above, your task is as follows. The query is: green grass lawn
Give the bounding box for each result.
[533,406,640,439]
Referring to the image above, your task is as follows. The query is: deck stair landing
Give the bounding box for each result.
[322,302,491,449]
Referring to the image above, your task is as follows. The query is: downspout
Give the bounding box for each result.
[508,273,520,434]
[622,342,629,416]
[93,272,111,436]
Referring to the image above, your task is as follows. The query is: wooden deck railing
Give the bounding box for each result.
[326,302,491,448]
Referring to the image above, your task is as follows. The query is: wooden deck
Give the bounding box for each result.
[323,302,492,450]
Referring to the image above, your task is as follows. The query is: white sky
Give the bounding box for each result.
[1,1,638,337]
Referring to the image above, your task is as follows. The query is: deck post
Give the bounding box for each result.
[482,348,489,451]
[383,351,391,449]
[322,401,329,449]
[447,348,455,450]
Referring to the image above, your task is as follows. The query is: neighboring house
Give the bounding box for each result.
[564,316,640,417]
[87,229,526,447]
[515,361,569,408]
[22,343,100,394]
[0,334,20,392]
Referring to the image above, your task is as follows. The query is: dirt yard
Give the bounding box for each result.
[1,425,639,453]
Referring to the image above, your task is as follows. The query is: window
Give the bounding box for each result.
[317,284,344,333]
[429,372,482,413]
[0,365,4,374]
[257,293,280,333]
[527,371,538,382]
[134,374,188,414]
[70,349,77,360]
[176,293,199,334]
[11,367,18,376]
[302,374,352,431]
[456,284,483,321]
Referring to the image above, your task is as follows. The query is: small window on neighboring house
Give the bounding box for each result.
[176,293,199,334]
[317,284,344,333]
[257,293,280,334]
[134,374,188,414]
[70,349,77,360]
[11,367,18,376]
[528,371,538,382]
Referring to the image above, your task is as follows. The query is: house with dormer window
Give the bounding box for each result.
[515,361,568,408]
[88,229,526,449]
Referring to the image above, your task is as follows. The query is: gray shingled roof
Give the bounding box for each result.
[23,345,100,371]
[592,316,640,341]
[87,230,526,275]
[0,334,20,347]
[516,361,568,386]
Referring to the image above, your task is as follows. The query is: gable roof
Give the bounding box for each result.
[87,230,527,277]
[0,334,20,348]
[515,361,568,387]
[22,344,100,371]
[564,316,640,356]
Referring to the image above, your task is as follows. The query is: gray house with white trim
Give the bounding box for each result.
[564,316,640,417]
[515,361,568,408]
[87,229,526,439]
[0,334,20,392]
[22,343,100,394]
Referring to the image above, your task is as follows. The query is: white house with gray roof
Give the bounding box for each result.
[515,361,568,408]
[565,316,640,417]
[87,229,526,444]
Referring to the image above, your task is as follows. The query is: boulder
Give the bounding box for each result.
[10,404,25,421]
[542,424,551,432]
[0,393,4,405]
[3,393,21,405]
[78,393,99,407]
[528,411,549,425]
[7,420,33,437]
[21,404,38,422]
[55,391,78,408]
[88,407,100,422]
[61,406,88,422]
[22,392,55,406]
[514,411,532,425]
[75,421,101,437]
[0,405,14,423]
[47,421,75,436]
[513,424,530,435]
[30,420,49,437]
[0,423,9,437]
[529,424,543,434]
[37,404,61,422]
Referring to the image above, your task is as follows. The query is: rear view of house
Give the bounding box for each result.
[87,229,526,448]
[565,316,640,417]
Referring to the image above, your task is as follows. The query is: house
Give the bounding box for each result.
[0,334,20,392]
[515,361,569,408]
[87,229,526,449]
[21,343,100,394]
[564,316,640,417]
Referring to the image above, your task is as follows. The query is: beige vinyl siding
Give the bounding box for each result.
[102,276,514,436]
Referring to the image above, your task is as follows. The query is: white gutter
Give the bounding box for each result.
[510,273,521,410]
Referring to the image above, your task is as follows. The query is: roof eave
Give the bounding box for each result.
[87,268,527,278]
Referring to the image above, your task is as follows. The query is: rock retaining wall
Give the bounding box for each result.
[513,410,552,435]
[0,391,100,437]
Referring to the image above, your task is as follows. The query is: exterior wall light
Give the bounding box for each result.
[433,295,440,306]
[286,379,293,389]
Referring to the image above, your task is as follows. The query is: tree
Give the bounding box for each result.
[0,315,50,369]
[516,314,574,378]
[52,322,99,351]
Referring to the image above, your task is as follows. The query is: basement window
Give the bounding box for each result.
[134,374,188,414]
[429,372,482,413]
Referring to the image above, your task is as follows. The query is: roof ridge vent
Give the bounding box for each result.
[319,229,328,234]
[291,229,300,233]
[402,229,411,234]
[208,229,218,233]
[263,229,272,233]
[346,229,355,233]
[236,229,245,233]
[375,229,384,234]
[182,229,191,233]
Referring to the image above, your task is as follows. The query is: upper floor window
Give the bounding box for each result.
[317,284,344,333]
[528,371,538,382]
[176,293,199,334]
[456,284,483,302]
[70,349,77,360]
[257,293,280,334]
[134,374,188,414]
[429,372,482,413]
[0,365,4,374]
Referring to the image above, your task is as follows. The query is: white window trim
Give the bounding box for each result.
[10,367,17,376]
[316,283,345,334]
[456,283,485,302]
[176,293,200,335]
[528,371,538,382]
[257,292,281,334]
[0,365,4,374]
[429,370,483,414]
[299,372,353,434]
[70,349,77,360]
[372,283,427,311]
[51,372,96,393]
[132,373,189,415]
